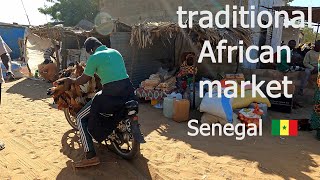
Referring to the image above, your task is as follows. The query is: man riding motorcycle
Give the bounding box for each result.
[57,37,136,168]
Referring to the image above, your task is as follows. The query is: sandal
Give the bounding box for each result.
[0,141,5,150]
[73,156,100,168]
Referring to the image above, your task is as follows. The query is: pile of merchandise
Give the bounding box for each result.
[136,70,177,101]
[140,73,176,91]
[238,104,264,128]
[156,77,176,92]
[199,73,270,127]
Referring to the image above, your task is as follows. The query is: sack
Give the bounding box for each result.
[232,90,271,109]
[199,92,233,123]
[201,113,239,125]
[200,113,228,125]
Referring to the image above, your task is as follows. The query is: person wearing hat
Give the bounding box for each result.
[56,37,140,168]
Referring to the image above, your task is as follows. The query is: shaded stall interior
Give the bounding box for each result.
[110,21,251,88]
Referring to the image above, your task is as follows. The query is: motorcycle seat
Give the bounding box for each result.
[125,100,139,115]
[99,100,139,118]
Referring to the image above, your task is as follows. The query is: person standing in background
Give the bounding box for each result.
[0,63,3,150]
[0,35,14,151]
[0,63,3,104]
[0,35,14,104]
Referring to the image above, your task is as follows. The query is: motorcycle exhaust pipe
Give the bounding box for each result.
[130,116,146,143]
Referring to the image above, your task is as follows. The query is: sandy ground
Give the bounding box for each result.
[0,78,320,180]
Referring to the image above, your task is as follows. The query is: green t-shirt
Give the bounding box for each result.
[84,45,129,85]
[276,49,290,72]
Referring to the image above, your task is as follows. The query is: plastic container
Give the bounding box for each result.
[163,92,183,118]
[168,92,182,100]
[173,99,190,122]
[163,97,175,118]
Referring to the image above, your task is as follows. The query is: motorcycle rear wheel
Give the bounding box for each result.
[64,108,78,130]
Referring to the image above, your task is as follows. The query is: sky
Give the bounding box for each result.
[0,0,52,26]
[0,0,320,26]
[289,0,320,7]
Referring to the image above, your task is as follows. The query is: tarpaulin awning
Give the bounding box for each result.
[272,6,320,24]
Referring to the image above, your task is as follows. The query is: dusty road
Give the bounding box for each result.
[0,78,320,180]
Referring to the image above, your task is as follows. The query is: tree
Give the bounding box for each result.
[38,0,99,26]
[302,27,320,43]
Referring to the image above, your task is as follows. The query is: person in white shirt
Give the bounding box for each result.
[0,35,14,151]
[0,35,14,104]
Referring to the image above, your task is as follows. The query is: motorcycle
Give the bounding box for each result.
[48,88,145,160]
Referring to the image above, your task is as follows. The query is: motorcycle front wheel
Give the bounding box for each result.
[110,134,140,160]
[64,108,78,130]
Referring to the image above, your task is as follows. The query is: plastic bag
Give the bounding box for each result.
[199,92,233,123]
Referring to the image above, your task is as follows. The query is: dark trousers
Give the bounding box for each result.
[77,78,135,154]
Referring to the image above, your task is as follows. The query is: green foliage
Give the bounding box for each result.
[302,27,320,43]
[38,0,99,26]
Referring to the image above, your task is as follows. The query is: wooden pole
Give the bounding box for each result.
[55,43,61,71]
[20,0,31,25]
[24,37,32,76]
[192,61,196,110]
[235,40,240,74]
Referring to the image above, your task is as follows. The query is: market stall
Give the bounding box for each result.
[125,21,273,125]
[128,21,252,105]
[136,74,176,101]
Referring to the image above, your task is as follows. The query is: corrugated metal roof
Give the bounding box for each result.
[272,6,320,23]
[0,22,27,28]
